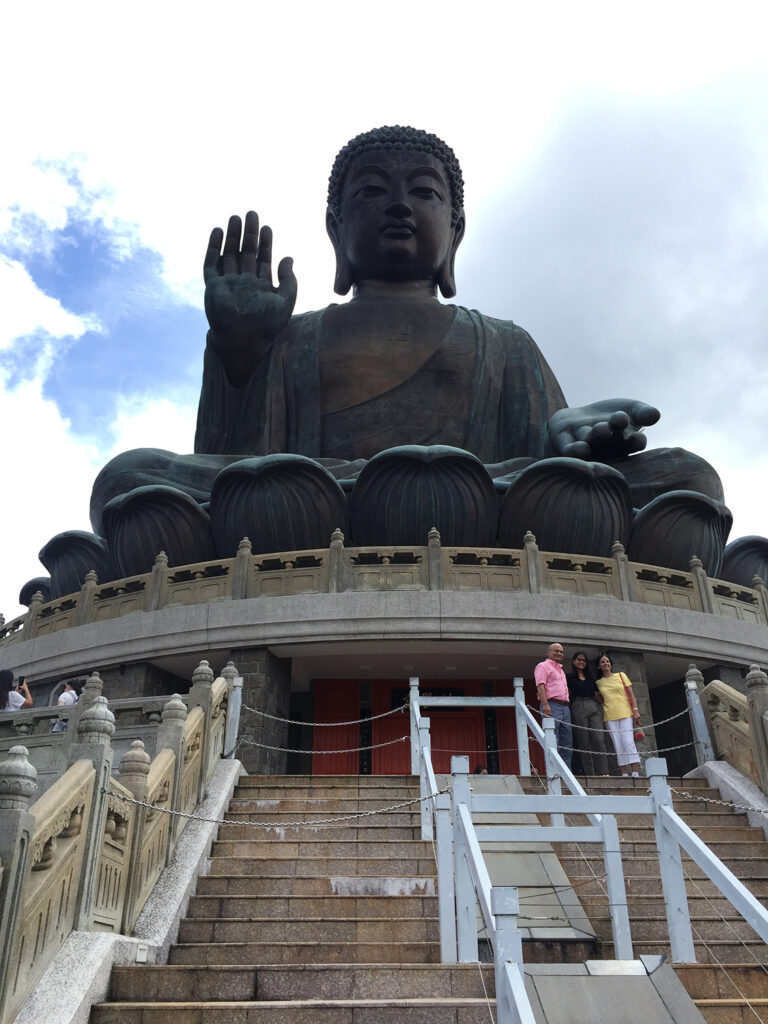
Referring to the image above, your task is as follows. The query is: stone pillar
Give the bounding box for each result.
[689,556,716,615]
[329,528,345,593]
[230,647,292,774]
[522,532,541,593]
[24,590,44,638]
[607,651,655,758]
[746,665,768,795]
[427,527,443,590]
[188,660,214,802]
[0,746,38,1021]
[684,664,715,765]
[68,695,116,929]
[74,569,99,626]
[611,541,635,602]
[118,739,152,931]
[156,695,187,860]
[146,550,169,611]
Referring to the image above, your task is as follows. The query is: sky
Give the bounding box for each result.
[2,1,767,621]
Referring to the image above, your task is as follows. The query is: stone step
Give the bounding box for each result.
[197,874,437,897]
[586,894,767,917]
[239,775,417,784]
[91,997,495,1022]
[226,806,421,823]
[557,840,768,858]
[187,894,437,919]
[558,855,768,879]
[210,839,433,858]
[178,916,440,943]
[592,915,763,942]
[215,823,423,841]
[602,941,768,964]
[674,963,768,1000]
[568,876,768,898]
[599,826,764,844]
[108,962,495,1002]
[690,998,768,1023]
[207,855,437,876]
[169,941,442,965]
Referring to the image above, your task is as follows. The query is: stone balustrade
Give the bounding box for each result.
[0,659,235,1024]
[2,532,767,651]
[702,664,768,792]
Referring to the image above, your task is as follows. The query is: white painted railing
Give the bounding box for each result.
[409,676,768,1023]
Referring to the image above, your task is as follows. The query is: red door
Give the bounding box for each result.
[312,680,360,774]
[370,680,487,775]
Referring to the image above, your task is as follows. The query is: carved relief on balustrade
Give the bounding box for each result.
[632,563,701,610]
[180,707,204,819]
[347,547,427,591]
[133,748,174,917]
[4,761,94,1021]
[166,559,233,606]
[206,678,228,779]
[541,554,620,599]
[90,779,134,932]
[703,680,759,786]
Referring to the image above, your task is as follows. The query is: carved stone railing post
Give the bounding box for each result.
[67,695,115,929]
[746,665,768,795]
[523,531,541,593]
[155,695,187,859]
[0,746,38,1021]
[684,664,715,765]
[188,660,215,802]
[752,574,768,625]
[231,537,252,599]
[79,669,104,710]
[427,527,443,591]
[689,555,716,614]
[611,541,636,602]
[118,739,152,931]
[222,662,243,760]
[146,550,169,612]
[75,569,99,627]
[23,589,44,639]
[329,528,345,593]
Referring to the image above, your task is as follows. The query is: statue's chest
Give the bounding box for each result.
[318,305,457,415]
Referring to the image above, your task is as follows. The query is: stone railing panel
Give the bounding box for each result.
[711,583,765,624]
[346,547,427,591]
[33,597,78,637]
[632,563,702,611]
[179,707,204,819]
[90,577,148,622]
[540,553,620,599]
[248,549,328,597]
[703,680,760,786]
[130,747,175,922]
[165,559,234,607]
[89,777,134,933]
[442,548,523,592]
[3,760,94,1021]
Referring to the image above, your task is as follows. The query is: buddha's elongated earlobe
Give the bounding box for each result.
[326,208,353,295]
[437,212,465,299]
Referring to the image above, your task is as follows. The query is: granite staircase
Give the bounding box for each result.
[91,774,496,1022]
[521,774,768,1023]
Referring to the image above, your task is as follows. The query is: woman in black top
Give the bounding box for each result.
[566,651,610,776]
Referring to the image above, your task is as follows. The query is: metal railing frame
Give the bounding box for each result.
[409,675,768,1023]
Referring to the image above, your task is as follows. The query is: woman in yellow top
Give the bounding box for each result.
[596,653,641,778]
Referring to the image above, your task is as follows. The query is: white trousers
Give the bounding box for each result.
[606,718,639,767]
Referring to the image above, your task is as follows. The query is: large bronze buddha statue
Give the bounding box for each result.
[35,126,735,599]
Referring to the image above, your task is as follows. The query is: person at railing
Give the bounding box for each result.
[534,642,572,768]
[52,680,78,732]
[0,670,33,712]
[566,650,610,776]
[596,652,641,777]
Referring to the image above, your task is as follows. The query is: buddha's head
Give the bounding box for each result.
[327,126,466,298]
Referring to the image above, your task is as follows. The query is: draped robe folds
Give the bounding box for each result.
[193,305,567,473]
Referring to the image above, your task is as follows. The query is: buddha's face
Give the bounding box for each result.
[330,149,463,291]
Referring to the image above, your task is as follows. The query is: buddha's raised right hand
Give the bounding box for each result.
[204,211,297,386]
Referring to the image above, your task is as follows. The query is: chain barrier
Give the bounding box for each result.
[101,784,449,830]
[669,785,768,818]
[235,734,409,755]
[525,702,690,733]
[241,701,409,727]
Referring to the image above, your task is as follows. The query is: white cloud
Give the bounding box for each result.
[0,255,100,352]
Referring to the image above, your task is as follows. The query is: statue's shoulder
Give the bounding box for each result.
[456,307,538,345]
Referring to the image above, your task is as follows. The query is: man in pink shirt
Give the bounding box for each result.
[534,642,572,769]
